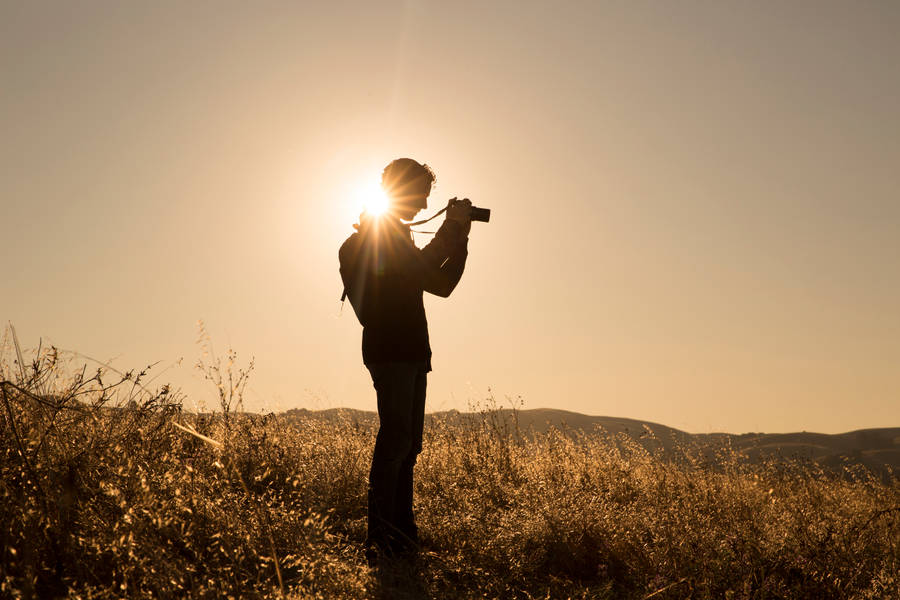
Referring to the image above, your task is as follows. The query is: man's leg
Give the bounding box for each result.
[366,362,419,556]
[393,365,427,550]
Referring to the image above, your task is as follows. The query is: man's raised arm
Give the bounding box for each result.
[417,218,469,297]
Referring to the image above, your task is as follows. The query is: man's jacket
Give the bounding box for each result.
[339,214,468,369]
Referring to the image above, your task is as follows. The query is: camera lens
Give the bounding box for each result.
[470,206,491,223]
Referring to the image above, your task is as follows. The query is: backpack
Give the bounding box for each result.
[339,228,371,326]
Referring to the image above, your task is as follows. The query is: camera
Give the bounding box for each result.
[449,198,491,223]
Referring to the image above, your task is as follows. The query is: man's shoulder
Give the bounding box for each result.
[340,228,365,251]
[338,231,358,266]
[339,227,376,266]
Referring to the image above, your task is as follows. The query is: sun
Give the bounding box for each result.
[353,180,390,218]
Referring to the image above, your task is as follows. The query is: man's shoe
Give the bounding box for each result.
[390,535,420,561]
[364,544,380,568]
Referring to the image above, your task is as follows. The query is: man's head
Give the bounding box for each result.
[381,158,435,221]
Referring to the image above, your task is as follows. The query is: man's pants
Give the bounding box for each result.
[366,361,427,552]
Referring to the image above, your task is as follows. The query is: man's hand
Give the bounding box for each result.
[446,197,472,236]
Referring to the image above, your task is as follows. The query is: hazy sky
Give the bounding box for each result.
[3,1,898,433]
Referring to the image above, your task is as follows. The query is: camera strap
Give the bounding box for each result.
[408,205,450,235]
[407,206,447,227]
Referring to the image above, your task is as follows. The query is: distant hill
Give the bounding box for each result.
[281,407,899,478]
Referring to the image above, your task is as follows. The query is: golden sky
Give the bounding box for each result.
[2,1,898,433]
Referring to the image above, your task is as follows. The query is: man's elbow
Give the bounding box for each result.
[427,280,457,298]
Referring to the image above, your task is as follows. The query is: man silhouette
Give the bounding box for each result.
[339,158,471,564]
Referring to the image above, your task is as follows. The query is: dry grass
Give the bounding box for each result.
[1,338,898,599]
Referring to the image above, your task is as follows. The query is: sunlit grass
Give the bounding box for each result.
[1,335,898,598]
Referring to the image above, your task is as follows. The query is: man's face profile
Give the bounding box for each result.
[386,175,432,221]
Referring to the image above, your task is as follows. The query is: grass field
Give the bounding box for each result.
[1,345,898,599]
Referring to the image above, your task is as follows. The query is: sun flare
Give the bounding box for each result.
[353,181,390,218]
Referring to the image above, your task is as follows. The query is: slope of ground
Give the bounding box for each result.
[4,352,898,598]
[284,406,900,477]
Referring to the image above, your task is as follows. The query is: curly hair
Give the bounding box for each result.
[381,158,436,191]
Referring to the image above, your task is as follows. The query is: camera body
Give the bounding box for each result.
[450,198,491,223]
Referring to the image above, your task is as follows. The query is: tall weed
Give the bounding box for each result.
[1,332,897,598]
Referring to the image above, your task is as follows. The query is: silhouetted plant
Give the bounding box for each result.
[1,325,898,598]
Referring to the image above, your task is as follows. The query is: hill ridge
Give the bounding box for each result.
[281,406,899,477]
